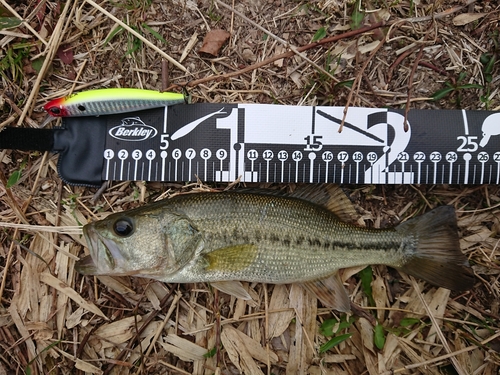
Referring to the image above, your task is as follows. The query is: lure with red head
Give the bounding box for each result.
[42,88,186,120]
[44,97,70,117]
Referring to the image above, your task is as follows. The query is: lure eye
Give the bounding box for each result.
[48,107,61,115]
[77,104,86,112]
[113,218,134,237]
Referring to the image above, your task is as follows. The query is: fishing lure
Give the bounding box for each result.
[44,88,186,117]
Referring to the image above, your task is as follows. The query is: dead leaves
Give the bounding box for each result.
[199,29,230,56]
[221,327,269,375]
[452,13,487,26]
[56,44,74,65]
[39,272,106,319]
[159,332,208,362]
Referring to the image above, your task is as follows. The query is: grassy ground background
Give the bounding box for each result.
[1,0,499,374]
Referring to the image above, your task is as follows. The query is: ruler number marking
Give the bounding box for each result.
[103,105,498,185]
[431,152,442,162]
[457,135,478,152]
[304,135,323,151]
[160,134,169,150]
[397,152,409,162]
[478,151,489,162]
[367,152,377,163]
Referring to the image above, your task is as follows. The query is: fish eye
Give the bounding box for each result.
[49,107,61,115]
[113,218,134,237]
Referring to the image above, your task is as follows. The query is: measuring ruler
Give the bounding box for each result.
[101,104,499,185]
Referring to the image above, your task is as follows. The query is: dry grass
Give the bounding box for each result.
[1,0,500,374]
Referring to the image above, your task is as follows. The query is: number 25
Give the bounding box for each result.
[457,136,478,152]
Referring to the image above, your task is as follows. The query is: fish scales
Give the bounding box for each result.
[167,192,407,284]
[77,185,474,308]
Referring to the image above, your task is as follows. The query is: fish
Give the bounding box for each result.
[76,185,474,312]
[43,88,185,117]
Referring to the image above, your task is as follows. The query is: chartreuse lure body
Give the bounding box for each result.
[44,88,185,117]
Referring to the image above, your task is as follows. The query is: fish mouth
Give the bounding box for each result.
[75,255,98,275]
[76,225,100,275]
[76,225,119,275]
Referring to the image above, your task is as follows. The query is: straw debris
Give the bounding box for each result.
[1,0,499,374]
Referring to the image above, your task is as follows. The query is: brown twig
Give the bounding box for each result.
[386,0,479,41]
[166,22,385,91]
[339,38,386,132]
[215,0,339,82]
[404,31,432,132]
[403,47,425,131]
[17,0,74,126]
[387,48,417,84]
[168,0,479,92]
[418,61,447,75]
[214,287,222,367]
[161,60,169,92]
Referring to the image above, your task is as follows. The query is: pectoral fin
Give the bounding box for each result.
[211,281,252,300]
[301,273,351,312]
[204,244,257,300]
[204,244,258,272]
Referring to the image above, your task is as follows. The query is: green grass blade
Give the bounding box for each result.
[142,23,166,43]
[319,333,352,353]
[312,27,326,42]
[400,317,420,327]
[431,86,455,101]
[359,266,375,306]
[7,170,21,188]
[374,323,386,350]
[203,347,217,358]
[0,17,21,30]
[456,83,484,90]
[319,317,339,336]
[104,25,124,46]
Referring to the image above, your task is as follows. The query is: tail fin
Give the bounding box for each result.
[396,206,474,291]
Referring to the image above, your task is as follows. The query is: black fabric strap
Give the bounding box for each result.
[0,127,54,151]
[0,122,105,186]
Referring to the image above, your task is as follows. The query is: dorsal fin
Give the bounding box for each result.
[288,184,359,224]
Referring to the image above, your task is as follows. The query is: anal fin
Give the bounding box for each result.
[301,273,351,312]
[211,280,252,300]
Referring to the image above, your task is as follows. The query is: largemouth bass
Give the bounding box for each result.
[76,185,474,311]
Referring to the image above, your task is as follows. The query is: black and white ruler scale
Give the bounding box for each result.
[1,103,498,186]
[101,104,499,185]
